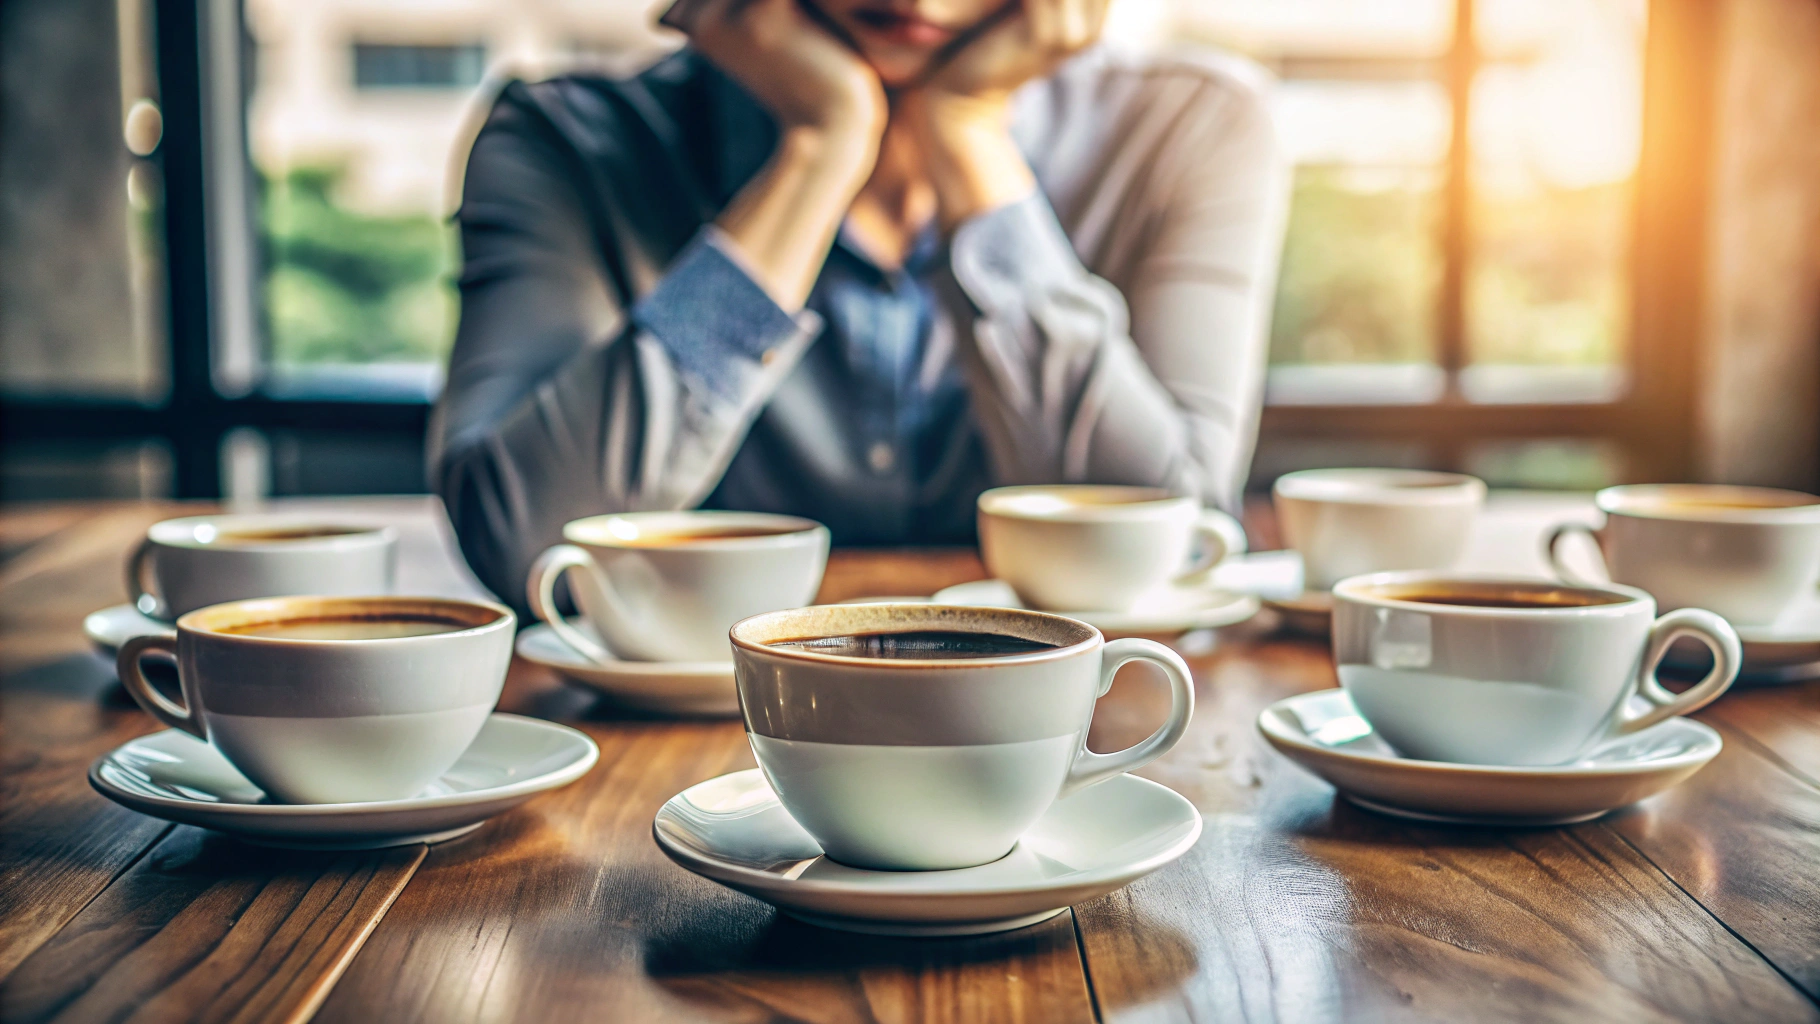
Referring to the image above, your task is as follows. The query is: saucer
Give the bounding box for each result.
[90,713,598,849]
[1258,689,1722,826]
[1261,590,1332,636]
[515,621,739,717]
[928,579,1258,635]
[84,603,174,660]
[1664,594,1820,682]
[654,769,1202,936]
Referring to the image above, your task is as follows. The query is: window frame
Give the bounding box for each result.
[0,0,1716,500]
[1259,0,1717,483]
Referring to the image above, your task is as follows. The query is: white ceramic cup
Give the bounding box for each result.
[1545,484,1820,627]
[1273,469,1487,591]
[976,485,1248,612]
[115,595,515,803]
[127,515,398,620]
[729,603,1196,870]
[528,511,830,664]
[1331,572,1740,766]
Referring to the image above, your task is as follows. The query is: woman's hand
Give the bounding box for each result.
[920,0,1108,105]
[675,0,887,309]
[678,0,887,145]
[900,0,1108,231]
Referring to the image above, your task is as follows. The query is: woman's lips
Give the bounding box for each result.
[849,8,958,47]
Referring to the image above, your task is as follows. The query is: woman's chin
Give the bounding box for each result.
[860,51,937,90]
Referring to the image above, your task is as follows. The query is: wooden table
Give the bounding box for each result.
[2,496,1818,1024]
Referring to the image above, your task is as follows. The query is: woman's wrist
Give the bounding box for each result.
[714,121,881,311]
[903,92,1036,232]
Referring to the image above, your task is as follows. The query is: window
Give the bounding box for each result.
[1171,0,1703,488]
[242,2,671,398]
[353,44,488,90]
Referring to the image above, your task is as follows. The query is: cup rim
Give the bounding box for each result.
[1272,469,1486,506]
[148,515,396,551]
[729,602,1101,668]
[977,484,1195,521]
[176,595,515,645]
[1594,483,1820,523]
[1332,571,1652,618]
[561,510,827,551]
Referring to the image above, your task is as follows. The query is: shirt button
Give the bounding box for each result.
[760,347,780,367]
[867,441,896,473]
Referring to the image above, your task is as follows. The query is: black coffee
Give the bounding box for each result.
[222,615,469,640]
[1392,589,1626,609]
[211,527,374,545]
[614,526,802,546]
[766,630,1060,660]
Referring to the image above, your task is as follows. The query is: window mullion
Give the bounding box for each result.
[1438,0,1475,398]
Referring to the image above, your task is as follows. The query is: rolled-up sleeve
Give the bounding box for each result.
[429,87,818,610]
[944,72,1288,514]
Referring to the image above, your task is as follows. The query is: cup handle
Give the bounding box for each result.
[1058,638,1195,800]
[1173,510,1249,589]
[527,544,616,665]
[117,633,204,740]
[1613,608,1741,736]
[1544,521,1607,586]
[125,537,166,619]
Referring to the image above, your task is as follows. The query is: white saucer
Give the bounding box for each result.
[84,603,174,660]
[928,579,1258,635]
[1258,689,1723,826]
[1261,590,1333,636]
[1664,594,1820,681]
[515,621,739,717]
[654,768,1202,936]
[90,713,598,849]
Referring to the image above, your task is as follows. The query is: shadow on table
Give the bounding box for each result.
[643,896,1202,1016]
[2,651,126,702]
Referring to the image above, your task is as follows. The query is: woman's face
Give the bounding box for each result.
[808,0,1007,86]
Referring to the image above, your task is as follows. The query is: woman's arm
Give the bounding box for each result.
[432,0,885,606]
[906,18,1288,511]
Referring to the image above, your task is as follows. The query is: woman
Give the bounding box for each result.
[431,0,1287,608]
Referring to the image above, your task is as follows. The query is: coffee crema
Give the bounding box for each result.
[1636,499,1820,513]
[221,615,469,640]
[1379,587,1627,609]
[599,525,803,547]
[766,629,1060,660]
[207,527,374,545]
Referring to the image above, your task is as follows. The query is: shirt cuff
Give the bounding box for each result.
[948,192,1086,323]
[631,227,814,399]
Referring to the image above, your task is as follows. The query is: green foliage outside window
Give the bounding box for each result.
[1270,167,1441,366]
[259,167,458,366]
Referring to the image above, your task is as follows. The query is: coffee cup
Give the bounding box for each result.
[529,511,829,664]
[1273,469,1486,591]
[1545,484,1820,627]
[115,595,515,803]
[1331,572,1740,766]
[729,603,1195,870]
[977,485,1248,612]
[128,515,398,620]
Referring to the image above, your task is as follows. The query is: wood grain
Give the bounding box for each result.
[1701,684,1820,786]
[0,499,479,990]
[0,829,423,1024]
[1074,635,1820,1023]
[0,503,187,979]
[1605,704,1820,1003]
[0,503,101,568]
[317,647,1096,1024]
[6,499,1820,1023]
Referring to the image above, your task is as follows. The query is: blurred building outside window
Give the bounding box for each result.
[352,43,489,90]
